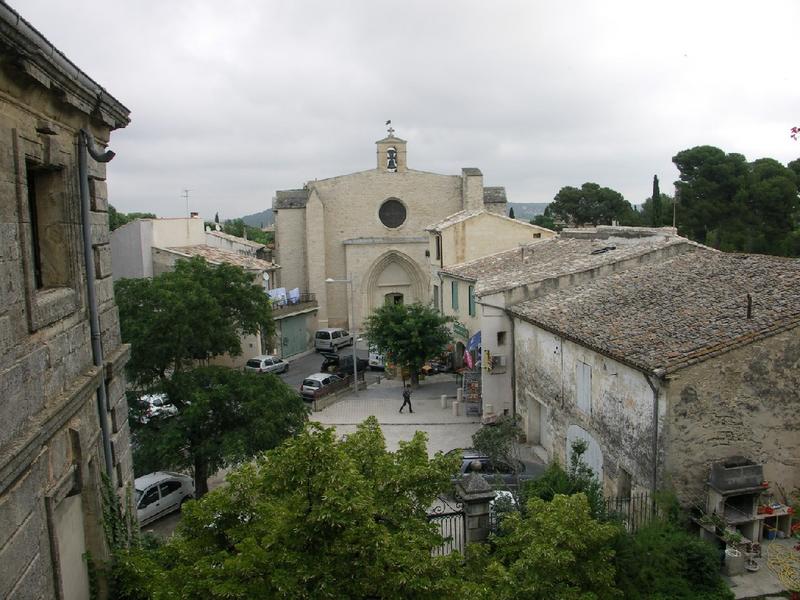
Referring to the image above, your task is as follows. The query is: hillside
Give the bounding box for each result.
[240,208,274,228]
[507,202,549,220]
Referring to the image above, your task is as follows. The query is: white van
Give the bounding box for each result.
[314,328,353,351]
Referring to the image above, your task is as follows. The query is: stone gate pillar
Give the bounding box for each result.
[455,462,496,544]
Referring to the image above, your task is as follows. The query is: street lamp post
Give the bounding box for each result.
[325,276,358,395]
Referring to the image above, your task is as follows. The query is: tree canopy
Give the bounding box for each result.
[363,302,452,385]
[134,366,307,495]
[672,146,799,255]
[108,204,156,230]
[114,418,463,599]
[221,217,272,245]
[545,182,637,227]
[116,256,274,388]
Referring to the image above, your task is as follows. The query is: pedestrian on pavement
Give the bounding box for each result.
[399,384,413,413]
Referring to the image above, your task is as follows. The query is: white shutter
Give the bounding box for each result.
[576,361,592,414]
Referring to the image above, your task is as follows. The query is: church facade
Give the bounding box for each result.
[273,130,508,335]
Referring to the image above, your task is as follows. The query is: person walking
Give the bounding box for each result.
[399,384,413,413]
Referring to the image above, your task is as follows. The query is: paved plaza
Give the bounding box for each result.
[314,373,482,456]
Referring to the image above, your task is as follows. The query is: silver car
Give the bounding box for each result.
[300,372,343,401]
[244,355,289,374]
[135,471,194,526]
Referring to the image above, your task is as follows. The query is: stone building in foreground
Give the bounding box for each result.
[0,3,133,598]
[509,251,800,503]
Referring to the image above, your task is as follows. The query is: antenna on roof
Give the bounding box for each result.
[182,188,191,216]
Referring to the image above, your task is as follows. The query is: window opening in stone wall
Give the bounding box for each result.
[451,280,459,310]
[435,234,442,261]
[379,198,406,228]
[25,163,69,289]
[533,233,542,238]
[433,285,439,311]
[385,292,404,305]
[468,285,476,317]
[26,163,44,288]
[497,331,507,346]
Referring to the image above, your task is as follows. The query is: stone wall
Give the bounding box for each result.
[514,320,664,496]
[0,9,132,598]
[664,327,800,501]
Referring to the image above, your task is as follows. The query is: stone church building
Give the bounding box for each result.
[273,130,509,336]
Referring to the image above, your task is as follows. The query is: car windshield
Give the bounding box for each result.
[303,380,321,388]
[315,332,329,339]
[246,359,262,368]
[134,488,143,503]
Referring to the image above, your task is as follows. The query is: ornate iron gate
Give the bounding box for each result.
[428,496,466,556]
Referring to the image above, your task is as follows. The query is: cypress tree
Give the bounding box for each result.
[651,175,662,227]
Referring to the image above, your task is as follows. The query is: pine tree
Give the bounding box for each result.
[651,175,662,227]
[214,212,220,224]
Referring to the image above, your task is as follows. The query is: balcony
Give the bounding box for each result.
[271,292,317,317]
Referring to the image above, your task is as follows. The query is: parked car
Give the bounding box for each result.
[314,328,353,351]
[135,471,194,526]
[244,354,289,375]
[320,351,368,377]
[368,349,385,370]
[138,393,178,424]
[300,372,344,401]
[450,449,530,486]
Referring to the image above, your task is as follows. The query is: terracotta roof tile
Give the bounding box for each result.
[509,252,800,374]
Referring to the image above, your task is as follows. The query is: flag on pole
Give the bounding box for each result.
[464,349,474,369]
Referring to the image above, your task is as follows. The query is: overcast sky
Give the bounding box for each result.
[16,1,800,220]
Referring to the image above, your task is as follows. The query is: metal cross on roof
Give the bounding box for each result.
[385,119,395,137]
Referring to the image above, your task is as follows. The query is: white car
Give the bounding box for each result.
[314,328,353,351]
[139,394,178,424]
[244,355,289,374]
[368,349,385,370]
[135,471,194,526]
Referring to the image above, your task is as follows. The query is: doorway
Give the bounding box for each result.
[385,292,404,305]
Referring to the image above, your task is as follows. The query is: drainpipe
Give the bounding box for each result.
[643,373,661,503]
[78,128,116,480]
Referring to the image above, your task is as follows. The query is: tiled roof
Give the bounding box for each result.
[483,187,507,203]
[273,189,309,209]
[443,234,689,295]
[164,245,278,271]
[425,208,553,234]
[426,208,485,231]
[509,252,800,374]
[206,230,265,249]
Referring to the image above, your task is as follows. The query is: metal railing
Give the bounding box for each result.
[604,492,656,533]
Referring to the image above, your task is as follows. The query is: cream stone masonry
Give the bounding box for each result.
[274,132,510,331]
[0,2,133,598]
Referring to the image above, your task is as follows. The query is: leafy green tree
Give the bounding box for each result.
[114,418,464,599]
[673,146,799,255]
[363,302,452,386]
[523,439,606,520]
[464,494,622,600]
[108,204,156,231]
[650,175,662,226]
[222,218,270,245]
[116,256,274,388]
[530,213,558,231]
[133,366,307,496]
[639,193,674,227]
[546,182,636,226]
[614,520,733,600]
